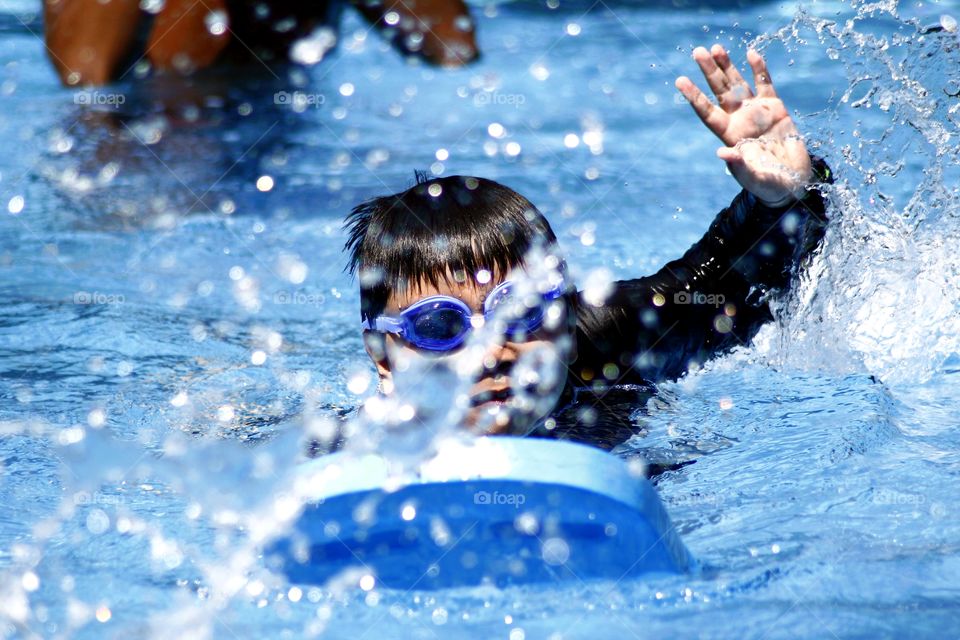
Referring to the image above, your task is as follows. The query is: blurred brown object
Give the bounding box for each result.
[43,0,478,87]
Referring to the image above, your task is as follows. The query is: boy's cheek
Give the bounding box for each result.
[378,336,478,393]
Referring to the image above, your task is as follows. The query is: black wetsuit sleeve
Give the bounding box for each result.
[570,156,834,385]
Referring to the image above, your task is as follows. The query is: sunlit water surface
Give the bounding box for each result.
[1,0,959,637]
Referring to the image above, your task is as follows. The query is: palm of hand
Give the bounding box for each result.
[676,45,813,207]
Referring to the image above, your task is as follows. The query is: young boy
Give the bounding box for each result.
[344,45,833,450]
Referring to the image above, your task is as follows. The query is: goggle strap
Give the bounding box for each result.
[364,316,404,335]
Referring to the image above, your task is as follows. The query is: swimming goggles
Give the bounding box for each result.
[362,278,566,352]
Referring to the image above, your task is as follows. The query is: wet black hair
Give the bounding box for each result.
[344,172,559,322]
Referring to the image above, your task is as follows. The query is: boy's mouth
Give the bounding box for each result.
[469,387,513,407]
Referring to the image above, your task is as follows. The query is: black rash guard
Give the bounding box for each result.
[539,156,834,452]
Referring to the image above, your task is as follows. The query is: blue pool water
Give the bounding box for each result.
[1,0,960,637]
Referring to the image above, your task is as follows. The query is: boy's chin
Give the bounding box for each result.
[462,402,542,436]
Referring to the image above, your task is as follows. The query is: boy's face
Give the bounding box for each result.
[364,268,573,435]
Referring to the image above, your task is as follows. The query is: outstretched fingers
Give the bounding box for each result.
[747,49,778,98]
[675,75,728,139]
[691,46,731,99]
[711,44,751,98]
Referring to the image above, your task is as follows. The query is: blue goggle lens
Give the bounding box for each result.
[412,307,468,343]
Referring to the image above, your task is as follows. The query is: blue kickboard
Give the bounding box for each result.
[267,437,693,590]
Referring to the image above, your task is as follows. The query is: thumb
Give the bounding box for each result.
[717,146,743,163]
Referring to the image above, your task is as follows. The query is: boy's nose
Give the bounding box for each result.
[482,339,519,373]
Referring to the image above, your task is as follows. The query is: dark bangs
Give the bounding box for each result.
[344,173,558,321]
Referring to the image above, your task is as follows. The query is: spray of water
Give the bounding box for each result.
[747,2,960,384]
[4,1,960,637]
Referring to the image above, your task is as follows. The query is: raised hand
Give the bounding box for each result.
[675,45,813,208]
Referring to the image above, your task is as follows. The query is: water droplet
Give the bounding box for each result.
[7,195,24,214]
[87,409,106,428]
[204,9,228,36]
[582,266,613,305]
[348,370,371,395]
[86,509,110,535]
[398,404,416,421]
[514,512,539,535]
[21,572,39,592]
[256,175,274,192]
[529,63,549,81]
[542,537,570,565]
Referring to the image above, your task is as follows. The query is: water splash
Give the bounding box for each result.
[749,3,960,384]
[3,0,960,637]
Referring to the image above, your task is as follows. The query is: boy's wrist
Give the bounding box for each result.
[755,155,832,210]
[758,193,800,209]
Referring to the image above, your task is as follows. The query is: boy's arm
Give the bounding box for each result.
[571,156,833,384]
[564,44,834,384]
